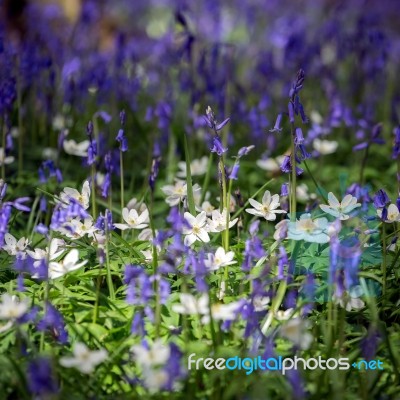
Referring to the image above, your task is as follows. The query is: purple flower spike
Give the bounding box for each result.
[373,189,390,209]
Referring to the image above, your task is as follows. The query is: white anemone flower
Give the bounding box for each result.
[288,213,330,243]
[131,339,170,368]
[60,342,107,374]
[313,138,338,155]
[333,285,365,311]
[207,208,238,232]
[197,200,215,216]
[60,217,98,239]
[202,301,242,324]
[377,203,400,223]
[126,197,148,213]
[161,180,201,207]
[2,233,30,256]
[182,211,210,246]
[296,183,316,202]
[60,180,91,210]
[253,296,270,312]
[319,192,361,220]
[48,249,88,279]
[0,294,29,320]
[172,293,209,315]
[280,318,313,350]
[256,156,286,173]
[27,238,66,269]
[204,247,236,271]
[0,148,14,166]
[245,190,286,221]
[177,156,208,178]
[63,139,90,157]
[114,208,149,230]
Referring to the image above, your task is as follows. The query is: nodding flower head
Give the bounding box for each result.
[204,106,230,133]
[373,189,390,209]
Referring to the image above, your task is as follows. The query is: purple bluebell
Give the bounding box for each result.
[35,223,49,236]
[165,343,185,391]
[294,128,304,145]
[270,113,283,133]
[302,273,315,314]
[280,155,303,175]
[286,369,305,399]
[392,126,400,159]
[17,274,25,292]
[27,357,58,396]
[116,129,128,152]
[39,160,63,183]
[37,302,68,344]
[149,156,161,193]
[278,246,288,280]
[0,204,11,246]
[101,173,111,198]
[95,110,112,124]
[353,123,384,151]
[0,180,7,201]
[373,189,390,209]
[361,328,381,361]
[288,101,295,124]
[229,163,240,180]
[238,145,255,158]
[281,183,289,197]
[210,136,227,156]
[131,311,146,336]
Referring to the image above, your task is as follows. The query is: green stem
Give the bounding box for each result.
[40,233,53,351]
[303,160,328,203]
[93,265,102,324]
[149,192,161,337]
[359,146,370,186]
[183,132,196,215]
[91,164,97,219]
[200,154,214,204]
[219,156,227,213]
[105,219,115,301]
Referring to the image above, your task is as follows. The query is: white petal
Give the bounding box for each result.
[261,190,271,205]
[327,192,340,207]
[248,198,262,210]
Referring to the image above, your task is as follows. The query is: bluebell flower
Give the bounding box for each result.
[210,136,227,156]
[116,129,128,152]
[149,156,161,193]
[280,155,303,175]
[392,126,400,159]
[229,163,240,180]
[281,183,289,197]
[27,357,58,396]
[37,302,68,344]
[373,189,390,209]
[270,113,283,133]
[294,127,304,145]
